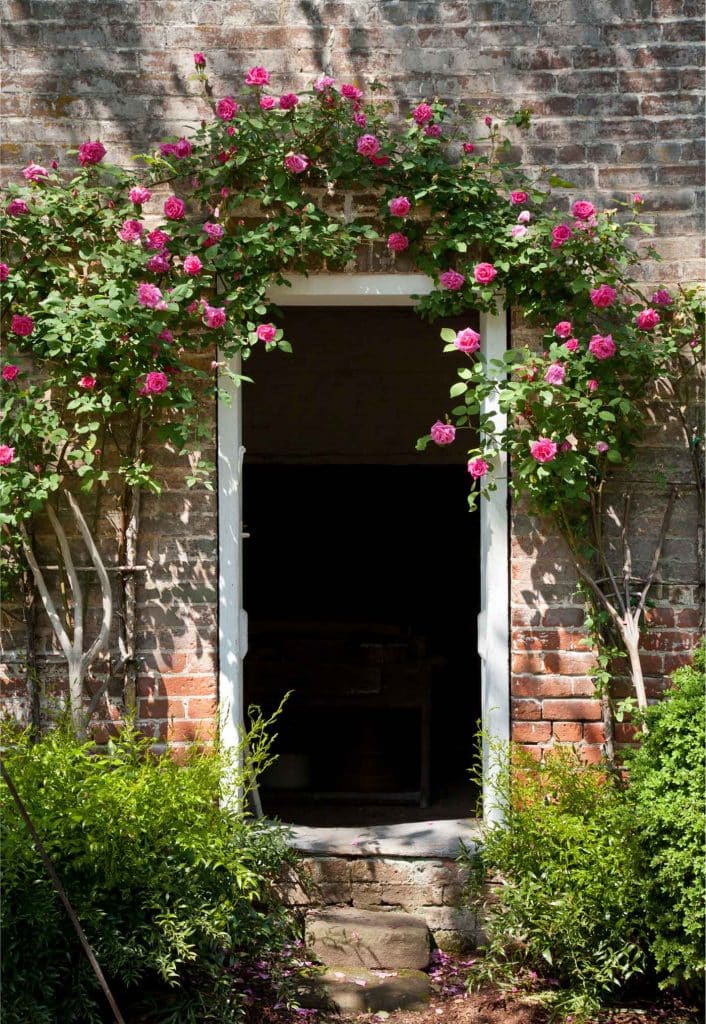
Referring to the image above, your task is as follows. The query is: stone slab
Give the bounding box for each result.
[287,818,482,858]
[299,966,431,1014]
[305,906,430,970]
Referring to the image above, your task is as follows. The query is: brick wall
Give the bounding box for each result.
[1,0,703,757]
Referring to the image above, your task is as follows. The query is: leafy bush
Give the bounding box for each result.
[0,720,304,1024]
[627,645,706,992]
[464,744,645,1020]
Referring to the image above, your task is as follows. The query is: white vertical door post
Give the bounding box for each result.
[478,306,510,825]
[217,352,247,804]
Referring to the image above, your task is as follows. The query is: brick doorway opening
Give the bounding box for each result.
[241,306,482,826]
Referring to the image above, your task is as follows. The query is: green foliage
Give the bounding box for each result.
[464,744,645,1021]
[0,720,302,1023]
[626,645,706,991]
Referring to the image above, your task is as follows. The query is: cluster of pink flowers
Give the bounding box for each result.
[424,124,441,138]
[6,198,29,216]
[341,83,363,100]
[160,137,193,159]
[2,364,19,382]
[551,224,573,248]
[313,75,335,92]
[146,228,171,250]
[279,92,299,109]
[260,95,276,111]
[216,97,239,120]
[147,253,170,274]
[439,269,465,291]
[554,321,572,338]
[203,304,226,328]
[163,195,185,220]
[285,153,309,174]
[468,456,489,479]
[412,102,433,125]
[388,196,411,217]
[565,338,580,352]
[141,371,170,395]
[462,142,475,154]
[387,232,409,252]
[78,140,106,166]
[572,200,595,221]
[118,218,143,243]
[245,66,269,86]
[510,190,528,205]
[202,221,224,242]
[129,185,152,205]
[0,263,9,281]
[430,420,455,446]
[11,314,34,336]
[590,283,616,308]
[588,333,616,360]
[137,282,167,310]
[22,163,49,181]
[455,327,480,353]
[193,52,206,67]
[356,134,380,157]
[182,255,202,276]
[651,289,672,306]
[635,307,660,330]
[0,445,15,466]
[544,362,566,385]
[78,375,97,389]
[511,224,528,239]
[256,323,277,344]
[473,262,497,285]
[530,437,557,463]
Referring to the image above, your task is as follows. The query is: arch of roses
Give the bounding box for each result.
[0,57,703,751]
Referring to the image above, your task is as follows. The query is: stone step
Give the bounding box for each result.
[305,906,431,971]
[298,966,431,1014]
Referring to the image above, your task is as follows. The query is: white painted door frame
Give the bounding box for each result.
[217,273,509,821]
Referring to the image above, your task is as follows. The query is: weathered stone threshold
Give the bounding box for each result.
[285,818,482,859]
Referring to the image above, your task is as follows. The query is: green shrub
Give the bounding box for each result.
[627,645,706,992]
[0,719,302,1024]
[464,744,645,1020]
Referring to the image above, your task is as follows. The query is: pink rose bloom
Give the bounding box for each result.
[544,362,566,385]
[387,232,409,252]
[596,441,609,453]
[510,190,528,205]
[146,228,171,250]
[158,329,174,343]
[517,210,531,224]
[147,253,170,273]
[2,365,19,381]
[424,123,441,137]
[564,338,580,352]
[129,185,152,204]
[118,218,144,242]
[462,142,475,153]
[0,445,15,466]
[430,420,456,446]
[216,96,238,120]
[6,198,29,216]
[474,262,497,284]
[439,269,465,291]
[356,134,380,157]
[279,92,299,109]
[10,314,34,336]
[353,111,367,127]
[314,74,335,91]
[193,52,206,66]
[590,283,617,308]
[511,225,528,239]
[455,327,481,353]
[256,323,277,344]
[588,333,616,360]
[174,137,193,158]
[0,263,9,281]
[468,456,489,479]
[144,371,170,394]
[572,200,596,220]
[369,154,390,167]
[22,163,48,181]
[651,289,673,306]
[530,437,558,463]
[388,196,411,217]
[259,95,276,110]
[632,192,643,205]
[78,375,97,389]
[163,195,185,220]
[203,304,226,328]
[587,378,599,392]
[341,83,363,100]
[183,254,203,275]
[78,140,107,166]
[484,115,493,127]
[159,143,177,157]
[559,440,571,453]
[202,221,224,241]
[635,307,660,330]
[284,153,310,174]
[137,282,166,309]
[551,224,573,247]
[413,102,433,124]
[245,65,270,86]
[554,321,572,338]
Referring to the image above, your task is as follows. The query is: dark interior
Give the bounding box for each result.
[241,307,482,825]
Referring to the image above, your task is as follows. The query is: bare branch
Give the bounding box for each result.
[635,484,678,622]
[46,502,83,659]
[19,523,72,661]
[621,492,632,611]
[63,491,113,672]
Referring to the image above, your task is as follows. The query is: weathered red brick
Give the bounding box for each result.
[542,699,602,721]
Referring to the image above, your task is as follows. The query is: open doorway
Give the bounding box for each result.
[242,307,482,826]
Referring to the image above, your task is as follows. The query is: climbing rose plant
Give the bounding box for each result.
[0,57,703,732]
